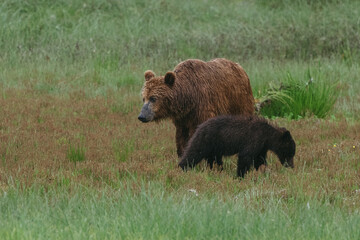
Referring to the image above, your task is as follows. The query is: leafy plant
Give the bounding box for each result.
[259,69,340,119]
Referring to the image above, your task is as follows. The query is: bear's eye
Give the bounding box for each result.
[142,98,145,103]
[149,96,156,103]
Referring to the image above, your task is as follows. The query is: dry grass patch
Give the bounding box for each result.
[0,89,359,209]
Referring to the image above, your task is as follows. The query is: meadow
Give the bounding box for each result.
[0,0,360,239]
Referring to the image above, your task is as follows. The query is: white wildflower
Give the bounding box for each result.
[188,189,198,196]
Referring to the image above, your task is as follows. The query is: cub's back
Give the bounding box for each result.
[196,115,273,141]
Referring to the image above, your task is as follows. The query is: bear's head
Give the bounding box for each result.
[276,128,296,168]
[138,70,176,123]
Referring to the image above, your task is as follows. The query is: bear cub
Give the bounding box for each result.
[178,115,296,178]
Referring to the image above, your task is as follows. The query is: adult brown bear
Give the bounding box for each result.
[138,58,255,157]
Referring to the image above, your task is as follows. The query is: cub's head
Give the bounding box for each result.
[138,70,176,123]
[277,128,296,168]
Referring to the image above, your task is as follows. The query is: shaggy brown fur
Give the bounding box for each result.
[138,58,255,157]
[178,115,296,178]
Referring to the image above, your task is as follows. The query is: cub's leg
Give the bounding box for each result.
[237,155,253,178]
[206,156,216,169]
[254,149,267,170]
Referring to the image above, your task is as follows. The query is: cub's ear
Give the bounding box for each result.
[144,70,155,81]
[164,71,175,86]
[282,130,291,140]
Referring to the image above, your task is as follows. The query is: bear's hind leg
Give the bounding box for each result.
[206,157,215,169]
[215,155,223,171]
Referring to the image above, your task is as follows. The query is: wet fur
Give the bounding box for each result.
[178,115,296,178]
[139,58,255,157]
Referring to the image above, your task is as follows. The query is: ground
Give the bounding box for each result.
[0,89,359,210]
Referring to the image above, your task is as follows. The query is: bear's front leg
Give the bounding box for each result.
[215,155,224,170]
[237,155,253,178]
[175,126,189,157]
[207,155,223,171]
[254,149,268,170]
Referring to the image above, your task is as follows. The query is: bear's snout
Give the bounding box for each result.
[138,102,155,122]
[138,114,148,122]
[178,162,186,170]
[284,158,294,168]
[138,115,149,123]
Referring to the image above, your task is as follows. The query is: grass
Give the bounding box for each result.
[0,184,360,240]
[0,0,360,239]
[67,142,86,165]
[2,0,359,62]
[1,0,360,94]
[0,91,359,204]
[112,137,135,162]
[258,67,340,118]
[249,60,360,119]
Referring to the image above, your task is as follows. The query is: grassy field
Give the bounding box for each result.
[1,185,360,239]
[1,0,360,239]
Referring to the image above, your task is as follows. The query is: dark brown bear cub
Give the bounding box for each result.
[178,115,296,178]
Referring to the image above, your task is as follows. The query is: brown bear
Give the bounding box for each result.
[178,115,296,178]
[138,58,255,157]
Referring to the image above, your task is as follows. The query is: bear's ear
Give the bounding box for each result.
[282,130,291,140]
[144,70,155,81]
[164,71,175,86]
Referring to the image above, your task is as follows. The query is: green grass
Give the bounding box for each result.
[67,143,86,165]
[258,67,340,119]
[0,184,359,240]
[249,59,360,119]
[112,137,135,162]
[1,0,360,94]
[2,0,359,62]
